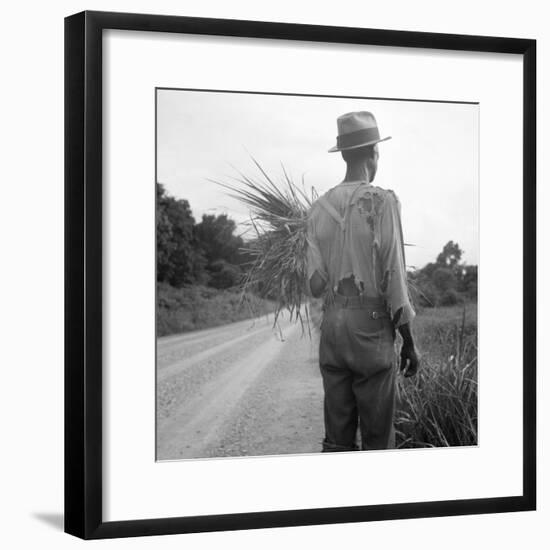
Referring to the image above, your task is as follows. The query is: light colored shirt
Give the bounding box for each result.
[306,181,415,326]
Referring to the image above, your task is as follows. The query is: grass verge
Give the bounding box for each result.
[157,282,275,337]
[396,303,478,448]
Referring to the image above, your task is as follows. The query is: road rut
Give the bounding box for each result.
[156,316,324,460]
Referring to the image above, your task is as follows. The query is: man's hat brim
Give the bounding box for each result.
[328,135,391,153]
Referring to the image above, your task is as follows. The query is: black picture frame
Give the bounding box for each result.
[65,10,536,540]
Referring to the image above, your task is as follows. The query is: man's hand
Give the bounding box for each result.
[309,270,327,298]
[400,343,419,378]
[396,319,419,378]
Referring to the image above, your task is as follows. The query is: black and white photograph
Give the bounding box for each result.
[155,88,479,461]
[1,0,543,545]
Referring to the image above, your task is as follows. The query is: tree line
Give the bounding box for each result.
[157,183,248,289]
[157,183,477,306]
[409,240,478,307]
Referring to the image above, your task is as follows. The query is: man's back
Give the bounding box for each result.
[307,181,414,325]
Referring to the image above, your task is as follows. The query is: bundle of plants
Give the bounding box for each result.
[213,158,317,330]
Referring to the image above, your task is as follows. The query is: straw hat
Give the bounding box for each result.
[328,111,391,153]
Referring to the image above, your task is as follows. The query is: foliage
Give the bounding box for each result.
[213,158,316,327]
[396,303,478,448]
[409,240,477,308]
[207,260,243,290]
[156,183,247,290]
[432,267,456,292]
[195,213,245,288]
[156,183,207,286]
[436,240,463,268]
[156,282,274,336]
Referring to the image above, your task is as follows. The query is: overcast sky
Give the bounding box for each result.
[157,89,478,269]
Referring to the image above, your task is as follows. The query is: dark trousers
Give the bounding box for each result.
[319,296,396,451]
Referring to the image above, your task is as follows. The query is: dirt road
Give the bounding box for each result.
[156,314,325,460]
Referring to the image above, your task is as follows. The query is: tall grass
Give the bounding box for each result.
[396,304,478,448]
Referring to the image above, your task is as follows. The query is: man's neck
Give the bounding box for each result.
[343,162,370,183]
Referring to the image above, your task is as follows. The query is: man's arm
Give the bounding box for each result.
[394,311,419,377]
[306,208,328,298]
[379,192,420,377]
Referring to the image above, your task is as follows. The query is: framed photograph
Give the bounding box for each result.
[65,10,536,539]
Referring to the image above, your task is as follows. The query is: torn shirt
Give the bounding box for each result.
[306,181,415,327]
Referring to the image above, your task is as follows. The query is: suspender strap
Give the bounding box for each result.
[317,196,345,230]
[317,184,366,292]
[317,183,365,231]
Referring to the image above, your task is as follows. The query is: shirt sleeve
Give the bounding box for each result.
[378,192,415,326]
[306,208,328,283]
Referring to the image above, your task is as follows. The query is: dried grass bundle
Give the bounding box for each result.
[212,158,317,329]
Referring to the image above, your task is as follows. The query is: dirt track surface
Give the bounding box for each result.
[156,315,325,460]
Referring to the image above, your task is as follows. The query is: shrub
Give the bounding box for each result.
[207,260,243,289]
[439,288,461,306]
[156,282,274,336]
